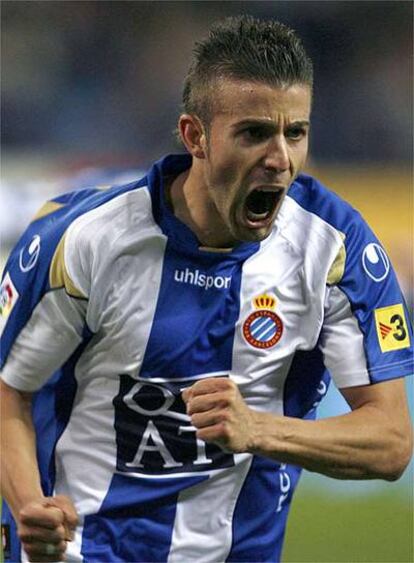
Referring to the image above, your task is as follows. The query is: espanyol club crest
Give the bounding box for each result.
[243,293,283,349]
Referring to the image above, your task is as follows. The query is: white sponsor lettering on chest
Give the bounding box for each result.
[174,268,231,290]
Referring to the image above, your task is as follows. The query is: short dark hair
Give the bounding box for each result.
[182,15,313,126]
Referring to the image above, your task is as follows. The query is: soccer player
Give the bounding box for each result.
[1,15,412,563]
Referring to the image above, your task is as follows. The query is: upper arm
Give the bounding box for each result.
[318,215,413,470]
[341,378,410,416]
[319,208,413,389]
[1,211,90,392]
[0,377,34,425]
[341,378,413,464]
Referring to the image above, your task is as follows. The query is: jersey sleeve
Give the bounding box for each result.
[0,202,91,392]
[319,210,413,388]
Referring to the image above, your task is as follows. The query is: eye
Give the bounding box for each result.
[241,126,271,143]
[285,126,307,141]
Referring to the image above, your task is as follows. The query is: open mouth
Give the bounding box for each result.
[244,188,283,224]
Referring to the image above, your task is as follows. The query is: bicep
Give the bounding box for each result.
[340,379,413,442]
[0,377,34,423]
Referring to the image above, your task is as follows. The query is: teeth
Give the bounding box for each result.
[246,209,270,221]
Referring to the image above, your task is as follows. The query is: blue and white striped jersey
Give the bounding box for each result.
[1,154,412,562]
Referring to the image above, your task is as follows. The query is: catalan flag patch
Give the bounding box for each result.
[374,304,411,353]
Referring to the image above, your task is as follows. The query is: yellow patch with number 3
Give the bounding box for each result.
[374,304,411,352]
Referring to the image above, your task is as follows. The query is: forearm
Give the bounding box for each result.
[248,405,411,480]
[0,380,44,519]
[184,378,412,481]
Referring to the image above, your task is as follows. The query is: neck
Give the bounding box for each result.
[169,164,236,249]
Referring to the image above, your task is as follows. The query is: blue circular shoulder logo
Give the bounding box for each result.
[19,234,41,272]
[362,243,389,282]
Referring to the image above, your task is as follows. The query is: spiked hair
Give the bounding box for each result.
[182,15,313,126]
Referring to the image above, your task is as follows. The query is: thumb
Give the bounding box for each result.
[45,495,79,539]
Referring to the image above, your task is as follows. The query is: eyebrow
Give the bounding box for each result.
[233,119,310,130]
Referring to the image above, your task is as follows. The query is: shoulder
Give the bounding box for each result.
[2,179,154,301]
[278,173,378,286]
[285,173,371,241]
[284,173,376,253]
[57,181,153,244]
[42,178,151,238]
[52,180,159,294]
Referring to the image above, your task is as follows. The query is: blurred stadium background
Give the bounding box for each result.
[1,2,413,562]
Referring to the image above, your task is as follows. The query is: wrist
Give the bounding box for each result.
[246,409,266,453]
[246,410,288,458]
[7,487,45,522]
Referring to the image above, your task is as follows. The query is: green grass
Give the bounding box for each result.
[283,489,413,562]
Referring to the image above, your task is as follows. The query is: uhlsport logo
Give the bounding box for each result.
[19,234,41,273]
[174,267,231,290]
[243,293,283,349]
[362,243,389,282]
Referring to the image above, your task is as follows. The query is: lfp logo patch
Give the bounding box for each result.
[374,304,410,353]
[243,293,283,349]
[0,273,19,319]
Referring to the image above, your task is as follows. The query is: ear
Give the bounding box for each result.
[177,114,207,159]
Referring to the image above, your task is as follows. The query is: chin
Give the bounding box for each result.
[235,225,272,243]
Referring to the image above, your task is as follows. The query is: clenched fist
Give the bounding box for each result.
[17,495,78,562]
[182,377,258,453]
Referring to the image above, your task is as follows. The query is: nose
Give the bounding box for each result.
[262,136,290,173]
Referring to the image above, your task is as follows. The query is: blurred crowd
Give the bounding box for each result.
[2,1,412,164]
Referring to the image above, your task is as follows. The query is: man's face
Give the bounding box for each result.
[201,79,312,243]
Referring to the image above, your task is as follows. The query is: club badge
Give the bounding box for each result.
[243,293,283,349]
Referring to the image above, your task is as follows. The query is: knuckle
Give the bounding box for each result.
[228,385,238,398]
[18,507,30,522]
[219,395,230,408]
[56,524,67,538]
[218,420,230,434]
[49,506,65,522]
[189,397,200,411]
[219,411,230,423]
[196,429,206,442]
[223,422,236,441]
[24,543,37,556]
[68,512,79,528]
[18,530,32,542]
[192,380,204,392]
[229,379,237,390]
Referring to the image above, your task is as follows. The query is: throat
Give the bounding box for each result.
[168,170,237,248]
